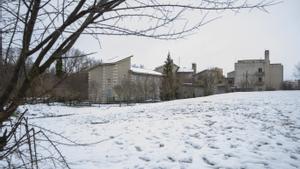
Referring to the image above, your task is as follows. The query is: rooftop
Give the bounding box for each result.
[88,55,132,71]
[130,67,162,76]
[177,67,194,73]
[103,55,133,64]
[237,59,265,64]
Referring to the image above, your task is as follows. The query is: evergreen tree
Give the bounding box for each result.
[161,52,178,100]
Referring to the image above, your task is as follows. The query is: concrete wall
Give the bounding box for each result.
[177,85,204,98]
[227,71,235,78]
[88,57,131,103]
[177,72,194,83]
[269,64,283,90]
[130,73,161,101]
[116,57,131,85]
[234,60,266,90]
[88,66,103,102]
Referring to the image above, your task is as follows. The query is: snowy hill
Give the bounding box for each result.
[20,91,300,169]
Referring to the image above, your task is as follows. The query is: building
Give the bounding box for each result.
[155,62,204,98]
[176,63,197,84]
[226,71,235,91]
[88,56,162,103]
[176,63,204,98]
[282,80,300,90]
[129,66,162,101]
[230,50,283,91]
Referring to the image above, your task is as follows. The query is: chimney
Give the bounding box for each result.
[264,50,270,61]
[192,63,197,74]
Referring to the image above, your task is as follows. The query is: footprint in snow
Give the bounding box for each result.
[202,157,215,166]
[115,141,123,145]
[167,156,176,162]
[134,165,144,169]
[159,143,164,148]
[185,141,201,149]
[135,146,142,152]
[189,133,200,139]
[205,114,212,118]
[184,126,193,130]
[224,153,236,160]
[139,156,150,162]
[161,132,169,136]
[230,144,238,149]
[256,141,269,148]
[289,163,299,169]
[208,144,219,149]
[179,157,193,163]
[290,155,298,160]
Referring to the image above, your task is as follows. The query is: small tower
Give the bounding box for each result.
[192,63,197,74]
[264,50,270,62]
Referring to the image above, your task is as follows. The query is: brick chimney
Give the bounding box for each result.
[265,50,270,62]
[192,63,197,74]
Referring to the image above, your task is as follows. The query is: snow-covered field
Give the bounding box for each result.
[20,91,300,169]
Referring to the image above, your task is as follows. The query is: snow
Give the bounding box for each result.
[19,91,300,169]
[103,55,132,64]
[130,67,162,76]
[177,67,194,73]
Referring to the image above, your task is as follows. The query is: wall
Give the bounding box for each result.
[88,57,131,103]
[130,72,161,101]
[177,84,204,98]
[177,72,194,83]
[88,66,103,102]
[269,64,283,90]
[234,60,266,90]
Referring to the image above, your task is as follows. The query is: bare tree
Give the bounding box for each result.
[0,0,278,139]
[63,48,100,73]
[89,80,100,102]
[113,84,124,105]
[239,71,258,91]
[122,77,136,104]
[196,68,224,95]
[113,77,136,104]
[203,72,217,95]
[148,78,159,101]
[136,80,145,102]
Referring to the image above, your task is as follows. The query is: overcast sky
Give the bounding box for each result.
[74,0,300,80]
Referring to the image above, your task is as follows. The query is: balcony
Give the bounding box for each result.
[255,72,265,76]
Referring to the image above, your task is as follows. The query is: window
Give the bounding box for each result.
[258,77,262,82]
[258,68,262,72]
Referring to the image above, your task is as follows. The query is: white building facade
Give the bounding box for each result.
[88,56,162,103]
